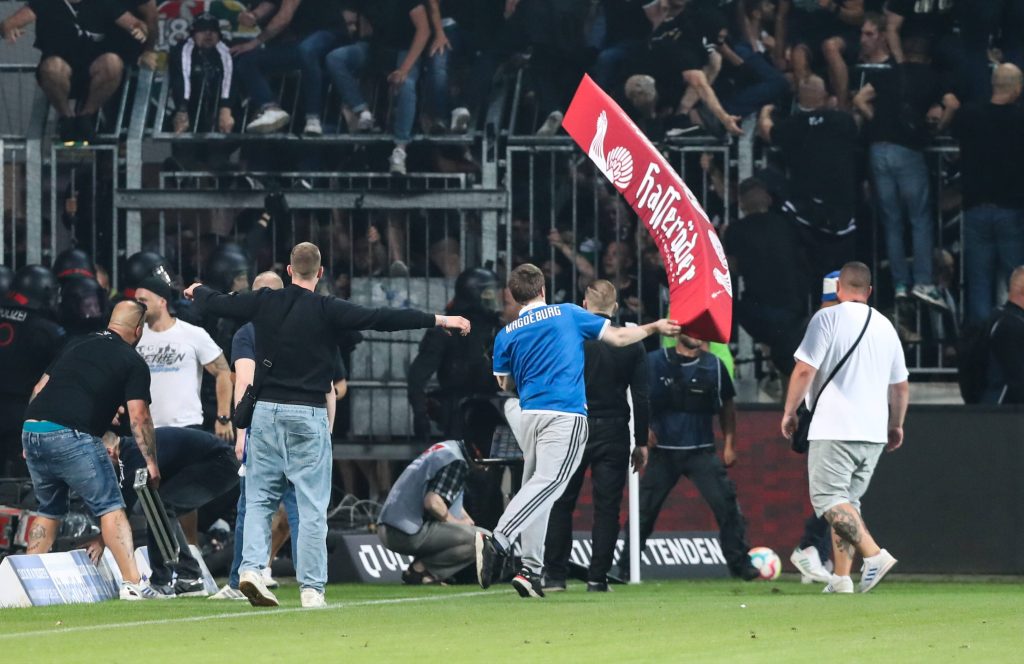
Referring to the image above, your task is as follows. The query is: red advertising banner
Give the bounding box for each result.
[562,75,733,342]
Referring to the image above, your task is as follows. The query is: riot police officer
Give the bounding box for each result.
[52,247,96,283]
[407,268,503,440]
[0,265,65,475]
[619,330,760,581]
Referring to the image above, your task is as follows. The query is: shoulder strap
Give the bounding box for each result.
[250,288,303,399]
[809,306,873,415]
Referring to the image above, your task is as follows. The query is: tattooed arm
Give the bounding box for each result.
[126,399,160,489]
[204,354,235,442]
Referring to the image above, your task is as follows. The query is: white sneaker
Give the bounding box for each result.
[239,570,280,607]
[303,116,323,136]
[300,588,327,608]
[822,575,854,594]
[389,146,407,176]
[859,549,898,593]
[356,109,375,132]
[790,546,832,584]
[246,107,290,134]
[208,583,248,600]
[261,565,279,589]
[120,578,170,601]
[536,110,564,136]
[450,107,471,133]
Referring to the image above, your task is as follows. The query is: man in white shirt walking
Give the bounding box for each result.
[134,276,233,440]
[782,262,909,594]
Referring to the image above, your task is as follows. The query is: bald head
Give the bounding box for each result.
[289,242,323,283]
[108,300,147,346]
[1010,266,1024,305]
[837,261,872,302]
[253,270,284,291]
[992,63,1023,100]
[798,76,827,110]
[584,280,618,315]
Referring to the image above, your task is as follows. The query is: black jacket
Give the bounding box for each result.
[583,316,650,445]
[193,284,435,405]
[989,302,1024,404]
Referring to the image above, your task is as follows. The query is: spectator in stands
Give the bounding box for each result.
[715,5,789,121]
[758,76,860,288]
[421,0,463,133]
[112,0,158,71]
[168,13,236,134]
[325,0,431,174]
[949,63,1024,324]
[725,176,809,376]
[853,16,956,309]
[984,266,1024,404]
[883,0,956,67]
[231,0,349,136]
[775,0,864,109]
[646,3,743,136]
[591,0,675,97]
[0,0,149,143]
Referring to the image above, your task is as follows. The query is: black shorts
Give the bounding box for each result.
[37,46,122,100]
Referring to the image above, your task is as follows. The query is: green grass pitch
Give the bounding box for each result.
[2,578,1021,662]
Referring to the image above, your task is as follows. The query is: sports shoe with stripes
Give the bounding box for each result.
[790,546,832,584]
[120,578,169,600]
[511,569,545,599]
[475,532,503,589]
[822,575,854,594]
[859,549,898,593]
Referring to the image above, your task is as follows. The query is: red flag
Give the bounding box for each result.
[562,75,733,342]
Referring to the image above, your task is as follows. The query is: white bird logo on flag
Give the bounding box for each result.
[589,111,634,191]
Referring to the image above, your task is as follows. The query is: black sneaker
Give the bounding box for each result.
[737,564,762,582]
[511,569,545,599]
[542,576,566,592]
[475,532,504,589]
[174,577,209,597]
[57,116,77,145]
[586,581,610,592]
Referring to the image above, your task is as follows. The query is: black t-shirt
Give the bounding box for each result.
[26,330,151,436]
[28,0,127,57]
[0,305,65,400]
[950,102,1024,209]
[119,426,232,486]
[365,0,425,51]
[608,0,652,44]
[725,212,808,310]
[884,0,954,39]
[291,0,345,36]
[649,11,712,75]
[771,110,859,222]
[863,59,945,149]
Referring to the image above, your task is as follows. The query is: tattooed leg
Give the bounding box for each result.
[100,509,142,584]
[26,517,59,554]
[823,503,881,576]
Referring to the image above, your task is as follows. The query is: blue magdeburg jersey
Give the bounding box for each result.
[492,303,609,415]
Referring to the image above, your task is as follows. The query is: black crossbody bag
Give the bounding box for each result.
[792,307,872,454]
[232,290,301,429]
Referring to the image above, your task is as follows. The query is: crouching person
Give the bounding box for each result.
[377,409,497,584]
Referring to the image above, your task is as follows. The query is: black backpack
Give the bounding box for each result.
[957,313,999,404]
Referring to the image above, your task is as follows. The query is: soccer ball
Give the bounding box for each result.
[748,547,782,581]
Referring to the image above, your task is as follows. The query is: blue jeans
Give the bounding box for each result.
[326,42,422,144]
[422,25,455,120]
[869,143,934,288]
[722,43,789,118]
[234,30,345,117]
[229,475,299,589]
[964,206,1024,323]
[23,427,124,519]
[241,401,331,592]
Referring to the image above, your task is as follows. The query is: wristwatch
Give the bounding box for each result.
[217,415,231,425]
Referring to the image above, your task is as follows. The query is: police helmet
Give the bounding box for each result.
[58,275,110,333]
[0,265,13,296]
[205,243,251,293]
[52,247,96,283]
[123,251,173,297]
[453,268,501,314]
[7,264,59,312]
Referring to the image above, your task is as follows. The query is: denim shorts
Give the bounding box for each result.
[22,427,125,519]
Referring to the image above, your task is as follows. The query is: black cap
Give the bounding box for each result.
[136,275,175,303]
[192,12,221,35]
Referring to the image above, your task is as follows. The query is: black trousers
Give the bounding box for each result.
[544,416,629,583]
[620,446,752,577]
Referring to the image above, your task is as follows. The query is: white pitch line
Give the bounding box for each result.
[0,590,493,640]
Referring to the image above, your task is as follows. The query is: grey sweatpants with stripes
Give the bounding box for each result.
[496,402,589,575]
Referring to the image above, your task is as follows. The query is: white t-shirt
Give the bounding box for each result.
[137,319,223,427]
[794,302,908,443]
